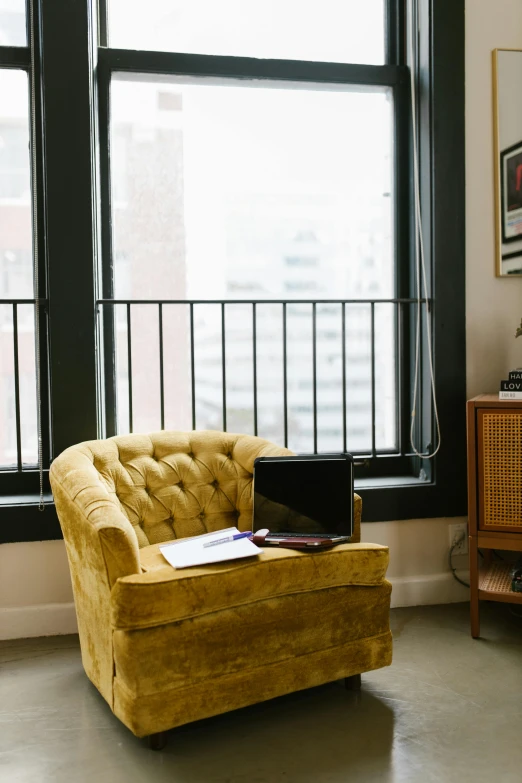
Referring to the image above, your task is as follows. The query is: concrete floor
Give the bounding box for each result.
[2,603,522,783]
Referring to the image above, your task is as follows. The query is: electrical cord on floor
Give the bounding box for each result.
[449,533,470,588]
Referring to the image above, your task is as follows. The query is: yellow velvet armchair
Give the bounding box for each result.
[50,430,392,748]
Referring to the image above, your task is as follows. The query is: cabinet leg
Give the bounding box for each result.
[469,535,480,638]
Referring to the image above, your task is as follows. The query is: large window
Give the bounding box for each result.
[0,20,41,478]
[0,0,466,540]
[97,0,407,470]
[108,76,395,454]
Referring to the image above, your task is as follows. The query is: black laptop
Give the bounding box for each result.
[253,454,354,547]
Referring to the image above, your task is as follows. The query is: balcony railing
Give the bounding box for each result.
[0,298,47,473]
[97,297,430,462]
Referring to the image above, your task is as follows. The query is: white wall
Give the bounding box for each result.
[0,540,75,639]
[466,0,522,394]
[2,0,521,640]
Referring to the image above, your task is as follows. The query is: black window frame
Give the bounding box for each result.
[0,0,466,543]
[0,9,51,500]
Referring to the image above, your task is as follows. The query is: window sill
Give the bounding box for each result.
[0,492,53,507]
[355,475,428,490]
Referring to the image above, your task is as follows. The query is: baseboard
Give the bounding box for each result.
[0,573,469,640]
[389,571,470,608]
[0,602,78,641]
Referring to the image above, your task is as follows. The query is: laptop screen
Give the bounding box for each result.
[253,455,353,537]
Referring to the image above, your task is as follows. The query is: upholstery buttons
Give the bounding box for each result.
[211,480,219,488]
[178,481,184,490]
[188,452,194,459]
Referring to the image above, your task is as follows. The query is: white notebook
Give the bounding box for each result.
[159,527,261,569]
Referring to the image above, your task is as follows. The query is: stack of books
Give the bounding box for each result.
[499,370,522,399]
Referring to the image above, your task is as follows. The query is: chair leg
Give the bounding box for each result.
[345,674,361,691]
[148,732,167,751]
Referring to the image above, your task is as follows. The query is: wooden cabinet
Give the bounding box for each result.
[467,395,522,638]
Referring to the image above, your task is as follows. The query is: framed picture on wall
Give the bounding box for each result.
[501,141,522,243]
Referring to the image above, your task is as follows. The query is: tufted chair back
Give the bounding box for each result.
[52,430,293,550]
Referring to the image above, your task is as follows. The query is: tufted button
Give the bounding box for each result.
[199,511,205,519]
[226,452,232,459]
[178,480,184,490]
[211,480,219,488]
[188,451,194,459]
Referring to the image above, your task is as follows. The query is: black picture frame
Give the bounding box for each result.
[500,140,522,244]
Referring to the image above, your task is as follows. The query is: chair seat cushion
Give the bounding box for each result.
[110,541,389,631]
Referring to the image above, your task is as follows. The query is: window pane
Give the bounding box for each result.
[0,70,33,295]
[108,0,385,65]
[109,75,395,451]
[0,70,37,468]
[0,0,26,46]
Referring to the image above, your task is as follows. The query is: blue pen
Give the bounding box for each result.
[203,531,252,548]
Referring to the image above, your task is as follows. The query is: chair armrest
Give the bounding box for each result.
[50,443,141,588]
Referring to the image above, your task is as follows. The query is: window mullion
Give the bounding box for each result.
[98,47,405,88]
[39,0,99,456]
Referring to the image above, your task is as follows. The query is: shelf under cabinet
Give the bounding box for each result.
[478,561,522,604]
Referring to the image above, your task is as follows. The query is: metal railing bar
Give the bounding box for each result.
[97,297,430,306]
[158,303,165,430]
[0,298,46,304]
[126,303,133,432]
[312,302,317,454]
[94,297,428,459]
[370,302,376,458]
[190,303,196,430]
[221,303,227,432]
[342,302,347,453]
[12,304,22,472]
[252,303,258,437]
[282,303,288,448]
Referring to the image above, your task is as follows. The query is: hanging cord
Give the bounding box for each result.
[448,534,470,588]
[407,0,441,460]
[29,0,45,511]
